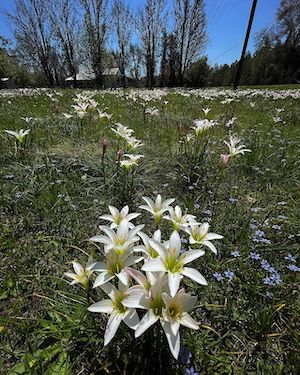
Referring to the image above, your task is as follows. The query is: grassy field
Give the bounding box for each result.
[0,87,300,374]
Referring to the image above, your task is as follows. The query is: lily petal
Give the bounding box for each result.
[181,267,207,286]
[135,310,159,338]
[104,313,122,346]
[88,300,114,314]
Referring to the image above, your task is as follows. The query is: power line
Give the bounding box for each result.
[209,19,277,63]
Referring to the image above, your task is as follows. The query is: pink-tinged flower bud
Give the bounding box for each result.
[221,154,230,165]
[101,138,109,154]
[116,149,124,161]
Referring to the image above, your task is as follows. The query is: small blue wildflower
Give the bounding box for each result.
[224,269,234,281]
[266,291,273,299]
[186,367,199,375]
[268,266,277,274]
[178,347,192,365]
[250,252,260,260]
[284,253,297,263]
[213,272,223,281]
[287,264,300,272]
[229,197,238,204]
[261,259,271,270]
[264,273,282,286]
[181,238,188,244]
[251,207,261,212]
[231,251,240,258]
[194,203,200,209]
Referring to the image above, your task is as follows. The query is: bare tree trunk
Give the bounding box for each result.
[174,0,207,85]
[136,0,167,88]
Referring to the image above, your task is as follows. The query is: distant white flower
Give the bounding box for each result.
[202,108,211,116]
[21,117,33,123]
[62,113,73,119]
[140,194,175,224]
[163,205,196,231]
[145,107,159,116]
[224,135,251,158]
[185,221,223,254]
[4,129,30,143]
[64,260,93,289]
[112,123,134,139]
[126,137,144,151]
[192,119,215,136]
[97,109,112,120]
[120,154,144,169]
[100,205,140,229]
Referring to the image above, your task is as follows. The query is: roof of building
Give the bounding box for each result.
[65,68,121,81]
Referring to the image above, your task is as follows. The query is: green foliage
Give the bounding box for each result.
[0,88,300,374]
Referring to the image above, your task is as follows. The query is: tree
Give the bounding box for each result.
[49,0,79,85]
[160,29,168,86]
[112,0,132,86]
[80,0,109,85]
[168,33,179,86]
[185,57,210,87]
[174,0,207,85]
[7,0,56,86]
[277,0,300,47]
[136,0,167,88]
[128,44,143,81]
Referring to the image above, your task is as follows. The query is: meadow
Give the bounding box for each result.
[0,86,299,374]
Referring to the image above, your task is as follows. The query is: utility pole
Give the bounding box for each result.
[233,0,258,89]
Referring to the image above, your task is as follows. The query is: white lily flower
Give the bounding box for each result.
[64,260,93,289]
[112,123,134,140]
[139,194,175,224]
[192,119,215,136]
[100,205,140,229]
[135,229,162,258]
[185,220,223,254]
[124,272,168,332]
[88,281,142,346]
[163,205,196,231]
[120,154,144,169]
[62,113,73,119]
[21,117,33,123]
[224,135,251,157]
[90,219,144,255]
[202,108,211,116]
[145,107,159,116]
[89,248,143,287]
[142,231,207,296]
[126,137,144,151]
[4,129,31,143]
[160,289,198,359]
[97,109,112,120]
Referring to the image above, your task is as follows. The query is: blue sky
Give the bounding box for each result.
[0,0,281,65]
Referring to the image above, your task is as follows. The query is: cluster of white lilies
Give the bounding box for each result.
[112,123,144,170]
[65,194,223,358]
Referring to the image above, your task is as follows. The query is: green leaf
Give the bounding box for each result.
[45,351,71,375]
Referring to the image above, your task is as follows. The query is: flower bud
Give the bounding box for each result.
[221,154,230,165]
[116,149,124,161]
[101,138,110,154]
